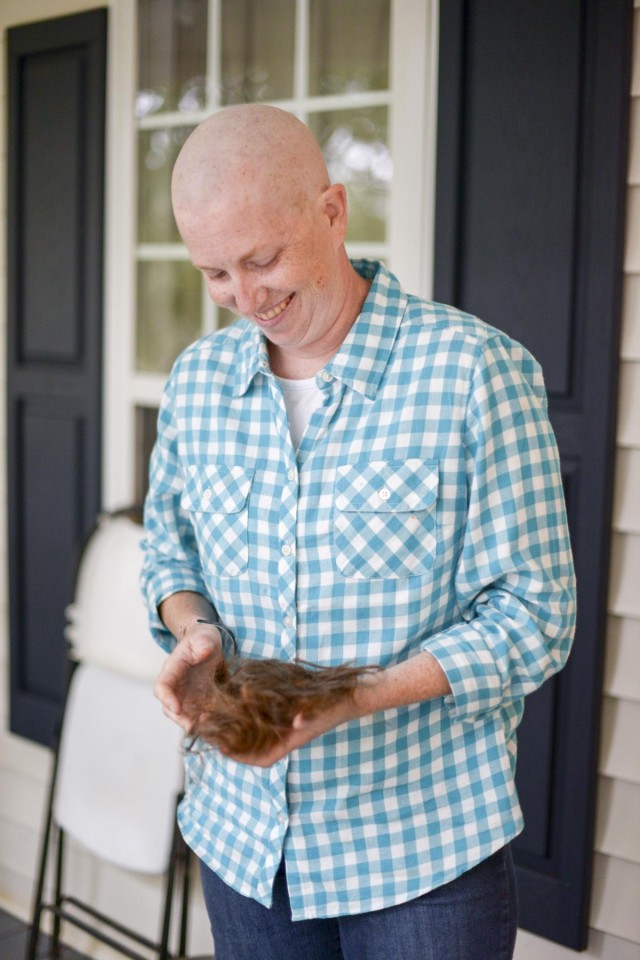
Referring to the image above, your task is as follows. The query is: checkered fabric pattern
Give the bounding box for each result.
[141,261,576,920]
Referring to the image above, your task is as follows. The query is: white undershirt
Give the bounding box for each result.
[276,375,323,451]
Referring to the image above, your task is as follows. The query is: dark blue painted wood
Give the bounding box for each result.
[7,10,106,747]
[434,0,633,948]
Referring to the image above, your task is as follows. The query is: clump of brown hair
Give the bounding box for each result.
[187,657,379,756]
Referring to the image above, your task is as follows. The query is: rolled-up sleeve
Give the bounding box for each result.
[423,334,577,723]
[140,376,209,653]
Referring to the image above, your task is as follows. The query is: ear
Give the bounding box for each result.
[320,183,348,244]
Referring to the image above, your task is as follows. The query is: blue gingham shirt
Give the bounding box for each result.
[141,260,576,920]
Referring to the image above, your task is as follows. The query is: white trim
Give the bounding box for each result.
[103,0,138,509]
[421,0,441,300]
[207,0,221,110]
[129,373,174,408]
[136,243,390,261]
[388,0,439,299]
[137,90,393,130]
[137,243,190,260]
[344,243,390,260]
[294,0,308,104]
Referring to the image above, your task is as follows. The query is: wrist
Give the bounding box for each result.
[351,668,386,718]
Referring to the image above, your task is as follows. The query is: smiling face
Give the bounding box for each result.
[177,180,351,359]
[172,106,370,376]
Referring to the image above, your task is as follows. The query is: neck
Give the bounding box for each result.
[268,262,371,379]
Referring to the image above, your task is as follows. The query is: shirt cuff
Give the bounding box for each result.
[420,620,504,724]
[142,567,209,654]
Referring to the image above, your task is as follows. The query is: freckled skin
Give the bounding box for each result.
[171,104,371,379]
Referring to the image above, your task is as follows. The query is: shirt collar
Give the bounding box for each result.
[327,260,407,399]
[233,324,270,396]
[231,260,407,399]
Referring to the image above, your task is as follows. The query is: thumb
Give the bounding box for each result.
[189,635,217,662]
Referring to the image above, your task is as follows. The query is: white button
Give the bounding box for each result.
[284,614,295,628]
[287,468,296,482]
[321,370,333,382]
[379,487,391,501]
[203,488,213,502]
[278,812,287,825]
[282,543,292,556]
[259,356,269,368]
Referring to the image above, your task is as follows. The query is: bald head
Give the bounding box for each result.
[172,105,331,227]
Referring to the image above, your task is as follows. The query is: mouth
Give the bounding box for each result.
[254,293,294,324]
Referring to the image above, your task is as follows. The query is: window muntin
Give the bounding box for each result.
[135,0,393,376]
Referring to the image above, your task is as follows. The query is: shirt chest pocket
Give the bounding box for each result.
[181,463,253,577]
[333,460,439,579]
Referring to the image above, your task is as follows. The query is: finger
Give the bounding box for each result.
[166,709,192,732]
[154,650,191,710]
[154,660,186,703]
[154,678,182,717]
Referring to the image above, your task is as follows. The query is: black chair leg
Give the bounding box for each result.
[25,742,61,960]
[178,840,191,959]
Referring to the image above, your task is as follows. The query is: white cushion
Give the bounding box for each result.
[65,514,166,681]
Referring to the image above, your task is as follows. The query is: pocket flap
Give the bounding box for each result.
[335,459,438,513]
[181,463,254,514]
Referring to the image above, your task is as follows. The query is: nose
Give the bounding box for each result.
[231,273,266,317]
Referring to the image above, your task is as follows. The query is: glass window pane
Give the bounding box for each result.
[138,127,193,244]
[309,107,390,243]
[309,0,390,96]
[136,261,202,373]
[220,0,295,104]
[137,0,208,116]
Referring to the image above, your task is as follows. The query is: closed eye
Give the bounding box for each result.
[247,252,279,270]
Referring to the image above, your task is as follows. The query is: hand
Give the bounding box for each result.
[222,693,361,768]
[154,623,223,732]
[219,650,451,767]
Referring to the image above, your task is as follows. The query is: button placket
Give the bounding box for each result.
[278,454,298,656]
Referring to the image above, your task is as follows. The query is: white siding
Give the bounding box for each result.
[604,616,640,703]
[0,2,639,958]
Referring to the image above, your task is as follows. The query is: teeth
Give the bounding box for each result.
[256,294,293,321]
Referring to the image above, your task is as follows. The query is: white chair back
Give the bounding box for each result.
[54,661,184,874]
[56,512,184,873]
[65,512,166,681]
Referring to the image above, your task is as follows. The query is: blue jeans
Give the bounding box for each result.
[199,845,518,960]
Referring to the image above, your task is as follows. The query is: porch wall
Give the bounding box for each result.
[0,1,639,957]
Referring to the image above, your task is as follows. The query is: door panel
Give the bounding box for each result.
[7,9,107,746]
